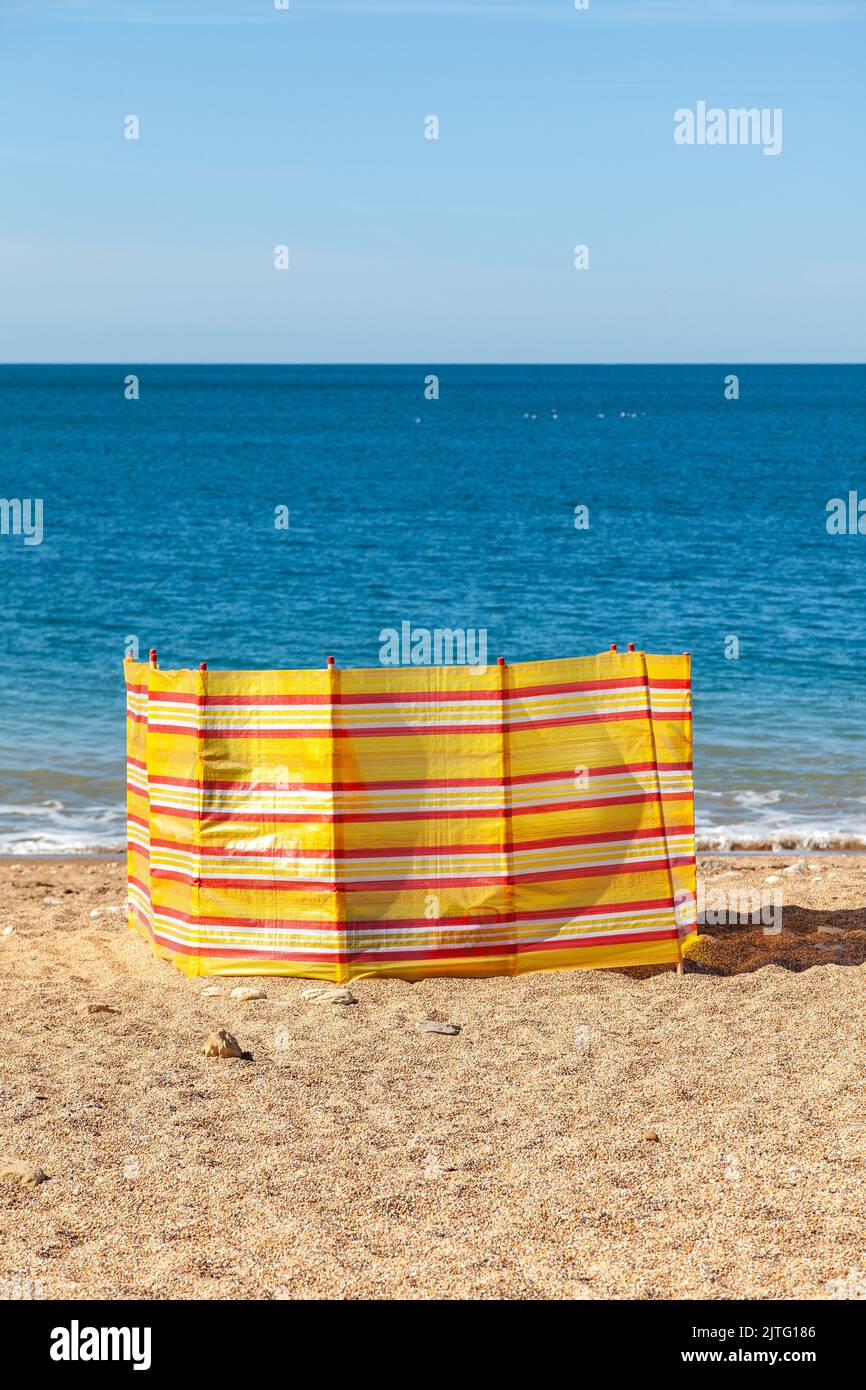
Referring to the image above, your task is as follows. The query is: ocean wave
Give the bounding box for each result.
[0,800,126,855]
[732,789,786,808]
[696,823,866,852]
[1,787,864,859]
[0,834,126,856]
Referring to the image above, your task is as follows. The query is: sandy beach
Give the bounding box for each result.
[1,853,864,1301]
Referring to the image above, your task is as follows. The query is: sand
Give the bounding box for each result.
[1,854,864,1301]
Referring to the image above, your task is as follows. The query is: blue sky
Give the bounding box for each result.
[0,0,863,362]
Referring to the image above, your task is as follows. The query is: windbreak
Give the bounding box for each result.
[125,651,696,980]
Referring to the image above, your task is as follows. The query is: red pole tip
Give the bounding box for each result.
[610,643,617,652]
[627,642,635,652]
[199,662,207,672]
[326,656,335,668]
[497,656,506,666]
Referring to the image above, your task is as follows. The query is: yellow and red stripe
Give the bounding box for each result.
[125,651,697,979]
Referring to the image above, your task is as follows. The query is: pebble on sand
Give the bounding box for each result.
[202,1029,244,1059]
[229,986,267,1001]
[643,1131,660,1143]
[0,1160,49,1187]
[301,986,357,1005]
[420,1020,461,1035]
[201,987,224,997]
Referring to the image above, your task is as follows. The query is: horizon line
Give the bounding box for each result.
[1,361,864,369]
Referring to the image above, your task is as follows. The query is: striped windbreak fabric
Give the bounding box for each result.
[125,651,697,979]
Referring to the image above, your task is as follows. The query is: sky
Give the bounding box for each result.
[0,0,864,363]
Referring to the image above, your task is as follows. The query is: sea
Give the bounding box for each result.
[1,364,864,855]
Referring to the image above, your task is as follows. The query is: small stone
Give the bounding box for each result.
[643,1131,660,1143]
[818,925,844,937]
[202,1029,244,1059]
[201,986,224,997]
[44,896,62,907]
[764,875,780,885]
[229,986,266,1001]
[420,1020,461,1035]
[76,1003,120,1015]
[301,986,356,1005]
[0,1160,49,1187]
[783,860,806,874]
[1,926,13,936]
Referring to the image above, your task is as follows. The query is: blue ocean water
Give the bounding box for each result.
[0,364,864,854]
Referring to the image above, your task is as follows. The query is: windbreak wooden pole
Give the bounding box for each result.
[496,657,516,976]
[676,649,693,979]
[325,654,346,982]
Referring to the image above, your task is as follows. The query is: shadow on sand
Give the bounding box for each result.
[624,902,866,979]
